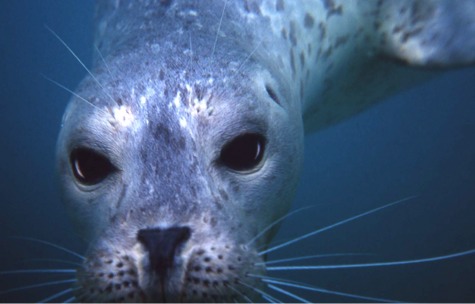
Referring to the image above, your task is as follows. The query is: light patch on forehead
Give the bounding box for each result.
[173,91,182,108]
[139,87,157,106]
[179,117,188,128]
[112,105,135,127]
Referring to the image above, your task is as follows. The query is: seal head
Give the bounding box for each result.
[56,1,304,301]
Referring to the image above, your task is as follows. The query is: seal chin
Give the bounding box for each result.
[74,234,266,302]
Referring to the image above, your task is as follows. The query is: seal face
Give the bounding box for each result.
[56,0,475,302]
[57,1,303,301]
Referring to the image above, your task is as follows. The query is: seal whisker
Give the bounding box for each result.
[10,236,85,260]
[234,40,263,76]
[0,269,76,275]
[45,25,117,105]
[267,283,309,303]
[38,287,74,303]
[259,196,418,256]
[63,296,76,303]
[265,248,475,271]
[185,32,194,72]
[41,74,106,113]
[238,280,282,303]
[211,0,228,58]
[0,278,76,296]
[250,274,397,303]
[256,252,375,266]
[21,258,82,267]
[262,294,279,303]
[227,284,252,303]
[246,206,313,247]
[94,44,114,79]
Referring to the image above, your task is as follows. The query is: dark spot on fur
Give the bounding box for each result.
[318,22,327,41]
[322,46,333,59]
[105,284,113,293]
[289,21,298,46]
[321,0,343,18]
[334,35,349,49]
[276,0,284,11]
[281,27,287,40]
[290,49,296,76]
[159,0,172,7]
[154,123,171,143]
[219,189,229,201]
[304,13,315,28]
[300,51,306,66]
[194,84,204,100]
[243,0,261,15]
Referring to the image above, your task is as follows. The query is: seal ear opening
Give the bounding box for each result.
[70,147,117,185]
[265,84,281,106]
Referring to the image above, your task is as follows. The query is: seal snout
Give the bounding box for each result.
[137,226,191,301]
[137,226,191,279]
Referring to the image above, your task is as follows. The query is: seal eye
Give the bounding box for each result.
[220,133,266,171]
[70,148,116,185]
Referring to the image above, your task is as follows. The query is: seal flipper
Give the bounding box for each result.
[378,0,475,67]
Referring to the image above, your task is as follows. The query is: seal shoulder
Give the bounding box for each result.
[303,0,475,133]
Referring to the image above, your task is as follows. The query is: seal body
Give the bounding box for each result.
[56,0,475,302]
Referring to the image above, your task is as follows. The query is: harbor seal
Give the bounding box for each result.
[55,0,475,302]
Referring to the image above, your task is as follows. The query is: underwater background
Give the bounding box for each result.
[0,0,474,302]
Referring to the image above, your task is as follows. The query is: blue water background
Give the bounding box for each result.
[1,1,474,302]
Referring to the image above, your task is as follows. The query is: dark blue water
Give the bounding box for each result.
[1,1,474,302]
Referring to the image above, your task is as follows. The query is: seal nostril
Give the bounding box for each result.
[137,226,191,280]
